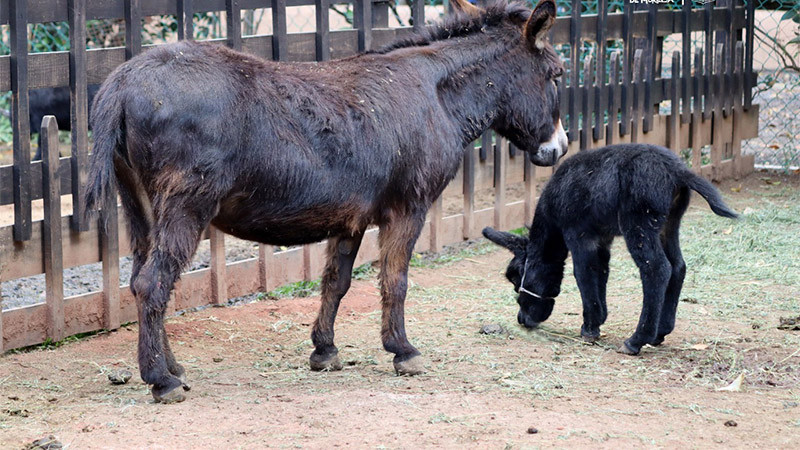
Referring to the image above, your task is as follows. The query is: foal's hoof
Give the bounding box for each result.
[582,334,600,344]
[394,355,426,376]
[152,385,187,404]
[178,374,192,391]
[309,352,343,372]
[616,340,640,356]
[650,335,666,346]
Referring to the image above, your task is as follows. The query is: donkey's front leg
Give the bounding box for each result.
[378,214,426,375]
[310,233,364,371]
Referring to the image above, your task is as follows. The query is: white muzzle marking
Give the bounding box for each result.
[538,119,568,162]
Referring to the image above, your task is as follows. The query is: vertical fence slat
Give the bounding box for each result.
[681,0,691,124]
[712,43,725,181]
[580,55,592,150]
[69,0,90,232]
[630,49,643,143]
[691,51,703,172]
[209,226,227,305]
[259,244,273,292]
[429,195,443,252]
[593,0,606,142]
[226,0,242,51]
[124,0,142,59]
[479,133,489,162]
[523,152,536,225]
[412,0,425,31]
[303,244,312,281]
[42,117,65,342]
[462,146,475,240]
[10,0,31,242]
[101,183,121,330]
[669,51,680,153]
[568,0,580,142]
[493,137,506,230]
[606,51,620,146]
[354,0,373,52]
[726,0,736,118]
[744,0,754,110]
[644,4,657,133]
[620,2,632,137]
[272,0,287,61]
[703,1,713,121]
[732,41,744,178]
[315,0,330,61]
[177,0,194,40]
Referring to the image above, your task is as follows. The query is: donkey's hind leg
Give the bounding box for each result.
[310,232,364,371]
[619,214,671,355]
[378,213,426,375]
[133,202,213,403]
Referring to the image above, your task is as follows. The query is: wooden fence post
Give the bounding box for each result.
[580,55,593,150]
[124,0,142,59]
[259,244,273,292]
[523,151,536,225]
[177,0,194,40]
[593,0,606,142]
[69,0,90,233]
[462,145,475,240]
[10,0,31,242]
[732,42,744,178]
[355,0,373,52]
[711,43,725,181]
[568,0,580,143]
[493,136,507,230]
[42,117,65,342]
[209,226,227,305]
[412,0,425,31]
[272,0,288,61]
[630,49,643,143]
[669,52,681,153]
[606,52,620,146]
[691,51,703,172]
[315,0,330,61]
[430,195,443,252]
[226,0,242,51]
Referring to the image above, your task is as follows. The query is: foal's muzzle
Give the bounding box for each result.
[517,292,556,329]
[530,119,568,166]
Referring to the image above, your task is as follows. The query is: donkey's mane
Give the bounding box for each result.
[372,1,531,55]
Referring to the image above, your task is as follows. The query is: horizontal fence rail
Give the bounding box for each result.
[1,1,759,352]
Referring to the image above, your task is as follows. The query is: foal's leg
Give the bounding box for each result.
[618,219,671,355]
[565,233,607,342]
[310,232,364,371]
[133,205,211,403]
[652,226,686,346]
[378,214,426,375]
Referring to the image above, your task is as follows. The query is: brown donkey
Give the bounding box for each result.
[84,0,567,403]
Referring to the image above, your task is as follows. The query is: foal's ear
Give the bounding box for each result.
[482,227,527,253]
[524,0,557,50]
[449,0,482,16]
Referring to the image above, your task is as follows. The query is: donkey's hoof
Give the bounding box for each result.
[394,355,426,376]
[178,374,191,391]
[582,333,600,343]
[616,340,640,356]
[309,353,343,372]
[152,385,187,404]
[650,335,666,346]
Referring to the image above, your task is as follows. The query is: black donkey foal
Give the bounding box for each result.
[484,143,738,355]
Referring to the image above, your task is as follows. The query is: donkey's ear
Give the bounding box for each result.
[524,0,556,50]
[482,227,527,253]
[449,0,482,16]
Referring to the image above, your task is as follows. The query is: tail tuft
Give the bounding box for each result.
[681,171,738,219]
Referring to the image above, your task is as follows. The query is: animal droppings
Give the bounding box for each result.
[107,370,133,385]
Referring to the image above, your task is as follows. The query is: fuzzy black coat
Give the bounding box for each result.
[484,143,737,355]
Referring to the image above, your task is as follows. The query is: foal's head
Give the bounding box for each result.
[482,227,565,329]
[456,0,567,166]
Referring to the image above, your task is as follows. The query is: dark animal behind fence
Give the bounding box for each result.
[84,0,567,403]
[484,143,737,355]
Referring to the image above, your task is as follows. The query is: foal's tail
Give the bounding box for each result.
[83,76,125,220]
[681,170,739,219]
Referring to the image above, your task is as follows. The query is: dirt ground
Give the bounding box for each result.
[1,172,799,449]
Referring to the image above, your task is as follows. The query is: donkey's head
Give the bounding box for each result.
[451,0,566,166]
[482,227,563,329]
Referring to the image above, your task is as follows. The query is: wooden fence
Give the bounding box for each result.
[0,0,759,352]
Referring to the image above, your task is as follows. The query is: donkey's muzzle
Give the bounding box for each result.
[531,119,568,166]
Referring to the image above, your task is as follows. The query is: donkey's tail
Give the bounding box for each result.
[83,77,125,220]
[681,170,738,219]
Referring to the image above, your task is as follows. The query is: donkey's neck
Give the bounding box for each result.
[528,211,568,266]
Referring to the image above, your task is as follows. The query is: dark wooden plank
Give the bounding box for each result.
[177,0,194,40]
[412,0,424,31]
[272,0,287,61]
[258,244,273,291]
[593,0,606,142]
[725,0,736,118]
[480,133,489,163]
[41,117,65,342]
[691,50,703,171]
[644,4,657,133]
[69,0,90,232]
[100,172,121,330]
[580,55,592,150]
[681,0,691,124]
[744,0,754,110]
[620,2,633,136]
[354,0,372,52]
[630,49,643,143]
[606,51,620,146]
[493,137,506,230]
[732,41,744,177]
[523,151,535,225]
[508,141,517,159]
[315,0,330,61]
[10,0,32,242]
[568,0,580,142]
[711,43,724,180]
[703,1,713,121]
[124,0,142,59]
[669,51,680,152]
[209,226,227,305]
[463,145,475,240]
[226,0,242,51]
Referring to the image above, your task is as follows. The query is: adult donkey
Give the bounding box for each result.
[85,0,567,403]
